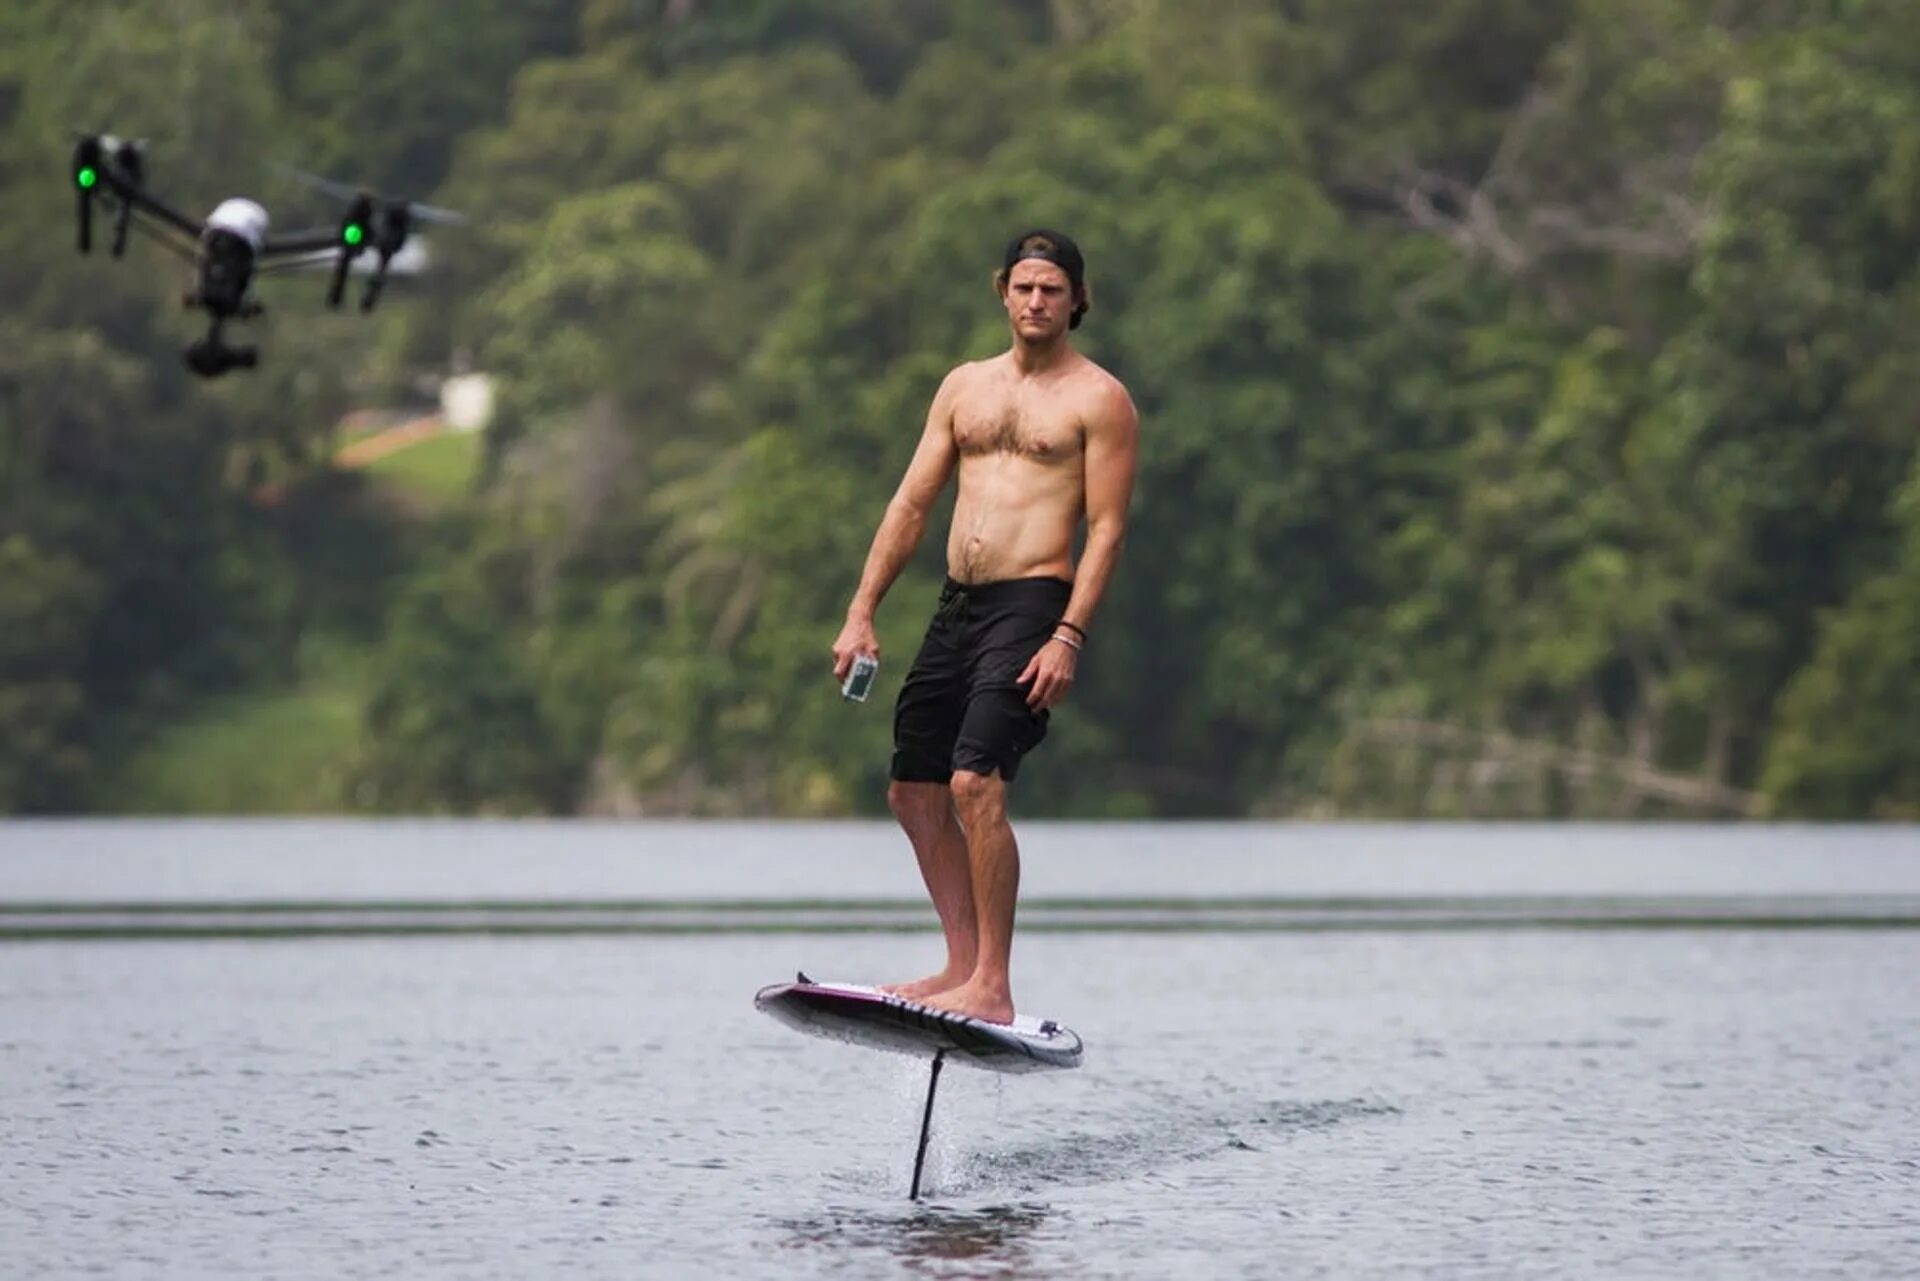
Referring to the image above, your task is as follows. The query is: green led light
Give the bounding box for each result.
[77,166,98,190]
[343,223,365,246]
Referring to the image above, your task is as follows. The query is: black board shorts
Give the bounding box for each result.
[891,576,1072,784]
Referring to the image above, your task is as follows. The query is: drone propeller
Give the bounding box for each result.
[278,163,465,226]
[282,165,463,312]
[399,198,464,228]
[278,163,362,204]
[71,133,154,257]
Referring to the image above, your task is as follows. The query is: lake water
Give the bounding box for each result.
[3,821,1918,1278]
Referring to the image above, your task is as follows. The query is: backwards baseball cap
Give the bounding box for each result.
[1000,228,1089,328]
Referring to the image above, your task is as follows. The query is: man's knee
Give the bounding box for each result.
[888,779,952,837]
[949,768,1006,822]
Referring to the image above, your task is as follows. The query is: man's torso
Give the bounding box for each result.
[944,352,1112,584]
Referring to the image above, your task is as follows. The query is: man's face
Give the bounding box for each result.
[1000,258,1074,342]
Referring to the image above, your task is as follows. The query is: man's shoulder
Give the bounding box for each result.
[1072,355,1137,425]
[1073,353,1130,395]
[936,356,999,396]
[953,354,1004,381]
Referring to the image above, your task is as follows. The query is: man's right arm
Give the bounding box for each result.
[831,368,962,679]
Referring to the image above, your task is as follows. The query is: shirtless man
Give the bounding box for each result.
[829,229,1139,1025]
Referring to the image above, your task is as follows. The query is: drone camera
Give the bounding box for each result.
[199,229,256,316]
[184,336,259,379]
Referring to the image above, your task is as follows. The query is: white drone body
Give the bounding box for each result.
[204,198,270,252]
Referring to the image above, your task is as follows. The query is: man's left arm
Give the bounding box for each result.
[1060,380,1140,637]
[1019,380,1139,710]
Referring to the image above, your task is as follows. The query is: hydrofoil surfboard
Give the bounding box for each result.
[754,972,1082,1198]
[754,973,1083,1073]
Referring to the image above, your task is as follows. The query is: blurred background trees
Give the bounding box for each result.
[1,0,1913,818]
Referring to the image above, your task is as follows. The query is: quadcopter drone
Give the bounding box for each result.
[71,133,460,377]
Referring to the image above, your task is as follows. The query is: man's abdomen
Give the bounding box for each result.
[947,466,1081,585]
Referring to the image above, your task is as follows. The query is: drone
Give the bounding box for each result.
[71,133,460,377]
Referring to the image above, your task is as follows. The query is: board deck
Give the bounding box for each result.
[753,974,1084,1074]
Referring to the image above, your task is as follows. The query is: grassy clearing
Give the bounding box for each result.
[96,669,367,815]
[360,430,481,507]
[95,428,478,816]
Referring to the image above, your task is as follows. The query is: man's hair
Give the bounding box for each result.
[995,229,1091,329]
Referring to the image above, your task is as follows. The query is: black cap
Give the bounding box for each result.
[1002,228,1085,288]
[1001,229,1088,328]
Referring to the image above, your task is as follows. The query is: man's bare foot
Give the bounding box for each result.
[921,981,1014,1026]
[881,971,966,1003]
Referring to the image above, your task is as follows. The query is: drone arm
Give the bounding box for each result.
[253,249,339,275]
[260,228,345,257]
[120,208,204,264]
[277,187,374,310]
[96,171,201,241]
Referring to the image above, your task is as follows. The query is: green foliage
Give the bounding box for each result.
[272,1,581,196]
[1762,563,1920,818]
[1762,462,1920,818]
[94,670,366,814]
[348,572,580,814]
[0,534,98,810]
[333,0,1920,818]
[4,0,1916,816]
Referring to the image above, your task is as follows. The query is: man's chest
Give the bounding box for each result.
[952,392,1083,462]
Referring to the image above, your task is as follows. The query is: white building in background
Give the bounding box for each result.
[440,372,495,434]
